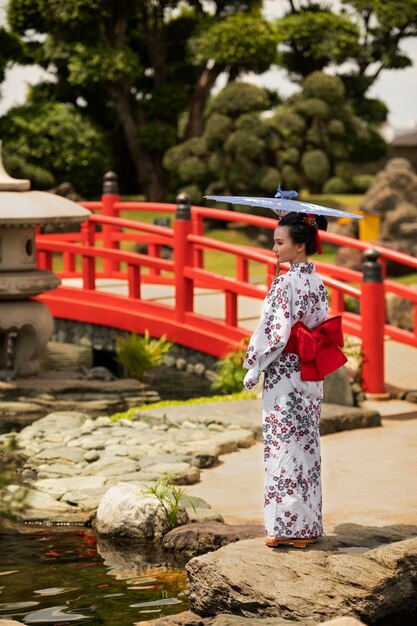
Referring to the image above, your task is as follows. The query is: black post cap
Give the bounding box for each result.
[103,171,119,195]
[363,248,383,283]
[176,192,191,221]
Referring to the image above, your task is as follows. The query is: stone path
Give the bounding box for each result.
[187,415,417,532]
[0,399,382,525]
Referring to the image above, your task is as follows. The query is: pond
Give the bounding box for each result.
[0,528,190,625]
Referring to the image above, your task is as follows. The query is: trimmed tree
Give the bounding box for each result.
[5,0,277,200]
[165,73,384,198]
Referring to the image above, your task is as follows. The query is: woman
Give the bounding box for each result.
[243,211,330,549]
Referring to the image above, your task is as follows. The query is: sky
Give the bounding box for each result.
[0,0,416,130]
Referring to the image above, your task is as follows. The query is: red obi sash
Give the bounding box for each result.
[283,316,348,381]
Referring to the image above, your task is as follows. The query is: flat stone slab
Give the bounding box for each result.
[186,524,417,622]
[163,522,264,557]
[139,400,381,437]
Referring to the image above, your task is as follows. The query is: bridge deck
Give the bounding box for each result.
[61,278,417,391]
[61,278,264,331]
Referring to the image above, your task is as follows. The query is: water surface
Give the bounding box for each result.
[0,529,189,625]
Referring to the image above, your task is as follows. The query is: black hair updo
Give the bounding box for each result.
[278,211,328,255]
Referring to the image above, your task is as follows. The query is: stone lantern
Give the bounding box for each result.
[0,141,90,378]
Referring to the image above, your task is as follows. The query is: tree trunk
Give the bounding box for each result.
[183,64,223,140]
[110,83,167,201]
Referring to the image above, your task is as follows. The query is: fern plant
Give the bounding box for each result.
[211,339,249,394]
[115,330,172,379]
[143,475,190,530]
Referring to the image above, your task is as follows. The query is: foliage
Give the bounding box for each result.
[323,176,351,194]
[189,11,277,71]
[2,151,54,189]
[166,67,387,196]
[115,330,172,380]
[209,81,272,117]
[211,340,249,395]
[0,102,111,195]
[276,7,360,79]
[352,174,374,193]
[301,149,330,186]
[269,72,386,192]
[0,26,21,83]
[142,475,190,530]
[274,0,417,124]
[4,0,277,199]
[2,0,414,197]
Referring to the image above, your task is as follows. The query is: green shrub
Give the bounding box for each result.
[322,176,351,194]
[211,82,271,116]
[269,110,306,137]
[294,98,330,120]
[281,164,301,190]
[204,113,233,148]
[335,161,354,182]
[328,119,345,136]
[301,149,330,184]
[353,174,374,193]
[115,330,172,380]
[224,131,265,159]
[0,102,111,196]
[259,167,281,192]
[177,156,207,183]
[211,341,249,394]
[303,72,345,104]
[281,147,299,164]
[3,153,55,189]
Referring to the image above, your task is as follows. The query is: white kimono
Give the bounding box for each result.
[243,262,328,539]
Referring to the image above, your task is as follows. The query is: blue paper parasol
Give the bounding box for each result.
[204,189,363,220]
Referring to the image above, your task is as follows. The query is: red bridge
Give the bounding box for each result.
[36,185,417,396]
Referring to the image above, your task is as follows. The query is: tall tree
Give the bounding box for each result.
[0,26,21,91]
[5,0,277,200]
[164,73,380,198]
[276,0,417,122]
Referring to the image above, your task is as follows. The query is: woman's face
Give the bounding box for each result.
[272,225,307,265]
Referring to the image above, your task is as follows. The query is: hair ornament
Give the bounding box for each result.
[304,214,317,228]
[303,213,322,254]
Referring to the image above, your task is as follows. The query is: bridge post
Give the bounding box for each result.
[361,249,386,396]
[174,192,193,322]
[102,171,120,275]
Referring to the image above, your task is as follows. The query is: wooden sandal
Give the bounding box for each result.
[265,536,319,549]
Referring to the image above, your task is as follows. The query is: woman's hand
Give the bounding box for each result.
[243,370,260,390]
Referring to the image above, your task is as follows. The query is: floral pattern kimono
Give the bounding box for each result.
[243,262,328,539]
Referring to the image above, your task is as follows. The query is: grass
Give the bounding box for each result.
[395,273,417,286]
[110,390,257,422]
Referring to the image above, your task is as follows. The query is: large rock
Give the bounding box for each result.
[162,522,264,557]
[135,612,366,626]
[323,368,354,407]
[186,524,417,622]
[95,481,189,540]
[386,289,416,331]
[360,158,417,251]
[319,404,380,434]
[135,611,317,625]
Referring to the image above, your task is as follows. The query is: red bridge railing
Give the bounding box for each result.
[36,187,417,396]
